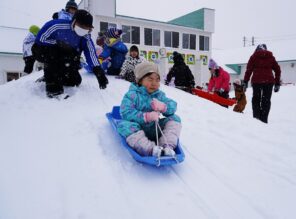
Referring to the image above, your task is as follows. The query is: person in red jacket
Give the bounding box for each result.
[243,44,281,123]
[207,58,230,107]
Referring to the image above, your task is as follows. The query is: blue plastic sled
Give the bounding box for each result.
[106,106,185,167]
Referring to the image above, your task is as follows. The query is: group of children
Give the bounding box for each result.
[22,1,248,158]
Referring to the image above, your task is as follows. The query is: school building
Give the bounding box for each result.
[0,0,215,85]
[79,0,215,86]
[0,26,28,84]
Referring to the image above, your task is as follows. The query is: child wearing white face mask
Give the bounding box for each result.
[32,10,108,98]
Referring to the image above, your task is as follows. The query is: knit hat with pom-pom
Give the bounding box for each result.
[106,27,122,39]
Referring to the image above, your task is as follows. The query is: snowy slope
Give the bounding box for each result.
[0,70,296,219]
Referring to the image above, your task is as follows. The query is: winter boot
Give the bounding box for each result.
[159,121,182,155]
[152,146,164,157]
[162,144,176,156]
[126,130,160,157]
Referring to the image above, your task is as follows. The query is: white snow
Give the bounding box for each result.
[0,70,296,219]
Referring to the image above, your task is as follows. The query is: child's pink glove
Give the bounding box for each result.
[151,98,167,113]
[144,111,159,123]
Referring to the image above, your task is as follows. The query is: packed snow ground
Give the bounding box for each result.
[0,70,296,219]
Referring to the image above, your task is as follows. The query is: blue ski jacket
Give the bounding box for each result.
[100,38,128,69]
[118,83,181,137]
[35,19,100,69]
[58,9,73,21]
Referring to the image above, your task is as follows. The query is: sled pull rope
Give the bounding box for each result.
[155,120,178,163]
[155,121,161,167]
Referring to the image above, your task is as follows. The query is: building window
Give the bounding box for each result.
[144,28,160,46]
[164,31,179,48]
[6,72,21,82]
[199,35,209,51]
[100,22,117,33]
[122,25,140,44]
[182,33,196,50]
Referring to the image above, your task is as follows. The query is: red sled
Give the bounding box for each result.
[192,88,236,106]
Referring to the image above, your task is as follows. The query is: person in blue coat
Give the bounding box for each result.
[52,0,78,20]
[117,62,182,157]
[32,9,108,97]
[99,28,128,75]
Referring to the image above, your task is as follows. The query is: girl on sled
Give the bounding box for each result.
[117,62,182,157]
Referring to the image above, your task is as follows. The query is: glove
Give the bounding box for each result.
[151,98,167,113]
[274,84,280,92]
[93,66,108,89]
[242,81,248,92]
[218,88,225,94]
[144,111,159,123]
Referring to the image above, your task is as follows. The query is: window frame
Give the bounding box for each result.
[144,28,160,46]
[199,35,210,51]
[122,25,140,44]
[164,31,179,48]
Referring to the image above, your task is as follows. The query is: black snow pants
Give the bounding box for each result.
[252,83,273,123]
[32,43,82,96]
[23,56,36,74]
[216,91,230,108]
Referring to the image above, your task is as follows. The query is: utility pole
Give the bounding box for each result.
[251,36,255,46]
[243,36,246,47]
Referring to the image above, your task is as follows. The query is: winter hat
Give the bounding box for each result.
[208,58,219,69]
[256,44,267,51]
[106,27,122,39]
[66,0,78,10]
[134,62,160,83]
[29,25,40,36]
[233,79,241,86]
[172,51,184,64]
[73,9,94,28]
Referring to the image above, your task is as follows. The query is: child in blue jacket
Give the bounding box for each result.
[99,28,128,75]
[117,62,182,157]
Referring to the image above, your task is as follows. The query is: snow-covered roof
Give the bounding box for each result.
[212,39,296,67]
[0,26,27,54]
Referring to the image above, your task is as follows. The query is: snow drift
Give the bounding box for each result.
[0,70,296,219]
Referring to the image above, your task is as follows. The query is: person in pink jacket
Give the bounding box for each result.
[207,58,230,107]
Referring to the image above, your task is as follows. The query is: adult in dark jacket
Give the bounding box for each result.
[165,52,195,92]
[33,9,108,98]
[243,44,281,123]
[99,28,128,75]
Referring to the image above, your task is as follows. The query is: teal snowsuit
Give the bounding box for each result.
[117,83,181,141]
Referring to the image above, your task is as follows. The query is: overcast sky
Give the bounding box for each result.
[1,0,295,49]
[117,0,296,49]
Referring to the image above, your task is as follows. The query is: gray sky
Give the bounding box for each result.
[1,0,295,49]
[117,0,296,49]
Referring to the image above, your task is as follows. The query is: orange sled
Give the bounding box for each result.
[192,88,236,106]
